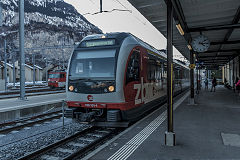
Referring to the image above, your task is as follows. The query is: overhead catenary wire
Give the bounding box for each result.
[114,0,147,25]
[83,8,132,15]
[83,0,147,26]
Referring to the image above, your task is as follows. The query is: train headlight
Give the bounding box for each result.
[69,85,74,91]
[108,86,115,92]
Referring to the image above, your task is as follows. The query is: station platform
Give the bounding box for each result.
[0,93,66,112]
[84,86,240,160]
[0,93,66,122]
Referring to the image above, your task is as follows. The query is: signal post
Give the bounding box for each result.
[189,51,195,104]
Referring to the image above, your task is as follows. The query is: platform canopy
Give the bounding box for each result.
[128,0,240,68]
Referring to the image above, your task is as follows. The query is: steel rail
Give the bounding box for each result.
[0,110,61,128]
[0,90,65,99]
[64,128,119,160]
[17,126,98,160]
[0,114,62,134]
[0,88,63,96]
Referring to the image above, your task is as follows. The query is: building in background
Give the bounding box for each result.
[222,56,240,87]
[0,64,4,91]
[0,61,16,83]
[0,61,43,83]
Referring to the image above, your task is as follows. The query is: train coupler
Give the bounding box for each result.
[75,112,96,122]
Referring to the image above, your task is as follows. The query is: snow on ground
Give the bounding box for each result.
[7,81,47,87]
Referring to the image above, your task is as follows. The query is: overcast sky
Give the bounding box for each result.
[65,0,184,60]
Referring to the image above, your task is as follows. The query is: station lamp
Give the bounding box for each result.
[187,44,192,50]
[176,23,184,35]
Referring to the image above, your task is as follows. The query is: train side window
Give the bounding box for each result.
[147,58,157,81]
[126,51,140,84]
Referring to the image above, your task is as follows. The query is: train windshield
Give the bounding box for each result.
[69,49,116,80]
[49,74,60,78]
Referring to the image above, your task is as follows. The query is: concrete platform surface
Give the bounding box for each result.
[0,93,66,112]
[86,86,240,160]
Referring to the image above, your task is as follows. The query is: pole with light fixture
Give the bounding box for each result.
[165,0,175,146]
[19,0,26,100]
[190,51,195,103]
[44,57,48,83]
[187,44,192,50]
[186,42,195,104]
[13,52,16,88]
[4,39,7,91]
[100,0,103,13]
[32,53,36,86]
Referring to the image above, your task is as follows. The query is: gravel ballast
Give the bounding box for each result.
[0,118,89,160]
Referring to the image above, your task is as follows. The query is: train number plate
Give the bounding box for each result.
[84,104,98,107]
[84,104,107,108]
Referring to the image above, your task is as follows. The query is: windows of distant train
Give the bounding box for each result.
[126,51,140,84]
[49,73,65,79]
[49,74,60,78]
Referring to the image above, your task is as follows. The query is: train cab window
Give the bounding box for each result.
[60,74,65,78]
[126,51,140,84]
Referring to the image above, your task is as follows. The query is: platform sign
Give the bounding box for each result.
[189,64,195,69]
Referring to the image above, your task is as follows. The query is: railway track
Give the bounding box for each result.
[0,110,62,134]
[0,87,53,95]
[0,87,65,99]
[18,126,120,160]
[0,90,65,99]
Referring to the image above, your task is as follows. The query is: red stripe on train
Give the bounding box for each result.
[67,101,142,111]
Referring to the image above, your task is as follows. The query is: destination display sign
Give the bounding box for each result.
[80,39,116,48]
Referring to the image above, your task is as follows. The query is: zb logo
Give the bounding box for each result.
[133,77,161,105]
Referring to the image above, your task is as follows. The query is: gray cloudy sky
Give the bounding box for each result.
[65,0,184,59]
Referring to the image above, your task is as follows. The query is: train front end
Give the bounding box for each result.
[66,33,131,126]
[48,71,66,88]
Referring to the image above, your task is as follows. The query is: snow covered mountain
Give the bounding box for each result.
[0,0,102,67]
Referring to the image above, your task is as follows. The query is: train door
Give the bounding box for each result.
[124,49,141,109]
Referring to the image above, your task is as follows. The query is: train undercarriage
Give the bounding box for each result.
[65,107,130,127]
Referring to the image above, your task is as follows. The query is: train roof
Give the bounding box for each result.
[81,32,130,42]
[49,70,66,73]
[80,32,188,69]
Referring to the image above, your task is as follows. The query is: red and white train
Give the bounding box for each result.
[66,32,189,126]
[48,70,66,89]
